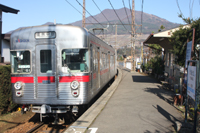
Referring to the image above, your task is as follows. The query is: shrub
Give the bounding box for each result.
[0,65,17,114]
[150,56,164,75]
[142,56,164,75]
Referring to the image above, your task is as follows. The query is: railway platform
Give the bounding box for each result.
[64,68,184,133]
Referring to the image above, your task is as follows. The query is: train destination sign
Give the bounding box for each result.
[35,31,56,39]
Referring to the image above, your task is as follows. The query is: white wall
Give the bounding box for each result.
[124,62,132,70]
[1,39,10,63]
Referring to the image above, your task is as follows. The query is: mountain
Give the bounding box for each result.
[7,8,179,35]
[71,8,180,34]
[5,8,180,50]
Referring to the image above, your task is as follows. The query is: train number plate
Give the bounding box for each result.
[42,80,50,84]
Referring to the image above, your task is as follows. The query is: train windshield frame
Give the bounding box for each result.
[10,50,31,74]
[61,49,89,73]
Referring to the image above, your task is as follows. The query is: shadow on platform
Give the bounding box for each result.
[132,75,159,83]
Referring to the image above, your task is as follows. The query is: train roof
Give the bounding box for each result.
[11,24,114,51]
[13,24,82,32]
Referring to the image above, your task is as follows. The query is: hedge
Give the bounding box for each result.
[0,65,17,114]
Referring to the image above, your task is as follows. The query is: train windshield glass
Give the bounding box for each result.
[10,51,31,74]
[62,49,89,73]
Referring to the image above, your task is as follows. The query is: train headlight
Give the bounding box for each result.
[70,80,79,90]
[16,91,23,97]
[14,82,22,90]
[72,90,79,97]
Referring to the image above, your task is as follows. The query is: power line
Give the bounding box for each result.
[64,0,93,24]
[141,0,144,33]
[122,0,131,26]
[107,0,130,34]
[92,0,111,24]
[75,0,105,28]
[65,0,82,16]
[129,0,132,20]
[189,0,195,18]
[176,0,184,17]
[91,0,113,33]
[85,23,134,25]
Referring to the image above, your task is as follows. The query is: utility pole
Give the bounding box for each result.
[82,0,86,28]
[141,42,143,65]
[115,24,117,49]
[131,0,135,71]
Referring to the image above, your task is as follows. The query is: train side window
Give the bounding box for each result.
[61,49,89,73]
[40,50,52,73]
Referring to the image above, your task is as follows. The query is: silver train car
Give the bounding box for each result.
[10,25,117,121]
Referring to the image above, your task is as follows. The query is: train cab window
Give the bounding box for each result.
[11,51,31,74]
[61,49,89,73]
[40,50,52,73]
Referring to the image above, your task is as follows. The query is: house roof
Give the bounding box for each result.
[143,24,190,50]
[0,4,19,14]
[1,34,11,41]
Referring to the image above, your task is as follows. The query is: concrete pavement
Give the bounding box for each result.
[65,68,184,133]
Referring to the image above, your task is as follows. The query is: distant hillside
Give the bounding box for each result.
[71,8,180,34]
[7,8,180,35]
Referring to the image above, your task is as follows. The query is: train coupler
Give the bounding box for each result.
[72,106,79,116]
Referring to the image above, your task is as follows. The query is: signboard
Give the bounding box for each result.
[185,41,192,68]
[184,41,193,84]
[187,66,196,100]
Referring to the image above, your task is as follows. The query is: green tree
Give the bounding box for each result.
[158,25,165,32]
[147,44,162,55]
[170,18,200,66]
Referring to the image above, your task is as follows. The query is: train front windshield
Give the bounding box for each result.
[10,51,31,74]
[62,49,89,73]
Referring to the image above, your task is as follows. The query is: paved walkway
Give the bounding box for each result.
[87,69,183,133]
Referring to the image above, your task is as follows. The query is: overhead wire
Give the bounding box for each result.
[92,0,111,24]
[64,0,93,24]
[107,0,131,34]
[189,0,195,19]
[91,0,113,36]
[122,0,131,26]
[141,0,144,34]
[129,0,132,21]
[75,0,105,28]
[176,0,184,18]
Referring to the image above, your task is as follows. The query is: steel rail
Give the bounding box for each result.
[26,122,44,133]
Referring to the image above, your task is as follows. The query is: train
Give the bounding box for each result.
[10,24,117,122]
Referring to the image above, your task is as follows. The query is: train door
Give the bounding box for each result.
[97,48,100,89]
[108,52,110,79]
[90,44,93,91]
[35,45,57,99]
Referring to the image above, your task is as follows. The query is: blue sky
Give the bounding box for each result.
[0,0,200,33]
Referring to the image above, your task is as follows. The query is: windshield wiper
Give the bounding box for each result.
[64,64,75,76]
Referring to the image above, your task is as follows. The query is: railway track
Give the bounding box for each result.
[26,122,44,133]
[24,78,114,133]
[26,122,71,133]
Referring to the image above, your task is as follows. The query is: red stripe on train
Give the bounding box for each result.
[38,76,55,83]
[100,68,109,75]
[93,73,97,79]
[59,76,90,82]
[11,77,34,83]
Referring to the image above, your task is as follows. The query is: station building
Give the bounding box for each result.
[143,24,190,92]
